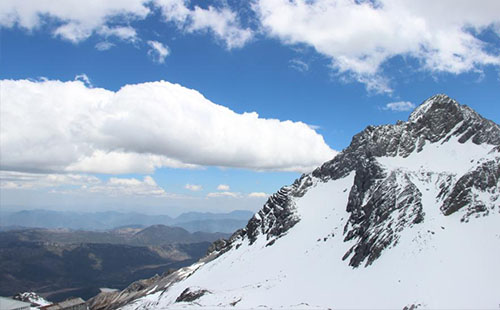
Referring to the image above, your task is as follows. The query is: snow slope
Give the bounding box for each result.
[115,95,500,310]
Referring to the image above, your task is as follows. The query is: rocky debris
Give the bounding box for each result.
[175,287,210,303]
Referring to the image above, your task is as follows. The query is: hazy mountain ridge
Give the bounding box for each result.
[94,94,499,309]
[0,225,228,246]
[0,210,254,233]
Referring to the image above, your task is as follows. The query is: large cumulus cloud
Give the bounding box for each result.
[0,79,336,174]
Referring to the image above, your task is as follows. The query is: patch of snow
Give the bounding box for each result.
[377,136,496,175]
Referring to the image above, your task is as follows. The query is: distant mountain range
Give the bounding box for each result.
[1,225,228,247]
[0,209,254,233]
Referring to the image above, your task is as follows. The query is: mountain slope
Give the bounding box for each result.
[113,94,499,310]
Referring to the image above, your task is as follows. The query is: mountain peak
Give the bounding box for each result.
[407,94,500,146]
[408,93,458,123]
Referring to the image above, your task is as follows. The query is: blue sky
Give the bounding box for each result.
[1,0,499,215]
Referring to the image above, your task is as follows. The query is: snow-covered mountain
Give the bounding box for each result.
[96,94,499,309]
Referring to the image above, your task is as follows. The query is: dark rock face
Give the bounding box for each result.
[246,185,297,245]
[206,239,229,255]
[175,287,210,302]
[441,157,500,220]
[409,94,500,146]
[343,169,424,267]
[219,94,500,267]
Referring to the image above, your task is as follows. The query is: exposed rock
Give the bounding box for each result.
[343,169,424,267]
[441,157,500,219]
[175,287,210,303]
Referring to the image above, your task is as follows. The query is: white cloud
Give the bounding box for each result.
[66,150,197,174]
[248,192,268,198]
[185,183,202,191]
[86,176,166,197]
[74,73,93,87]
[98,25,138,41]
[383,101,416,112]
[95,41,115,51]
[0,79,336,174]
[206,191,269,199]
[3,1,499,93]
[0,0,150,42]
[0,171,99,189]
[253,0,500,92]
[0,0,252,49]
[289,59,309,72]
[155,0,253,49]
[217,184,230,191]
[0,171,166,197]
[53,22,94,43]
[147,40,170,63]
[206,191,240,198]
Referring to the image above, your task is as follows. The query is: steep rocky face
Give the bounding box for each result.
[342,168,425,267]
[441,157,500,219]
[245,174,311,245]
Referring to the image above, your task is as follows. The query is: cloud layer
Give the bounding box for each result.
[0,79,336,174]
[383,101,415,112]
[0,0,150,42]
[0,0,252,49]
[0,171,166,197]
[254,0,500,92]
[185,184,202,191]
[2,1,499,90]
[155,0,253,49]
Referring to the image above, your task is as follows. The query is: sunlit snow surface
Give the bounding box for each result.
[377,136,497,175]
[120,139,500,309]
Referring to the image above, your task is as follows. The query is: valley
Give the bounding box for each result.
[0,214,247,302]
